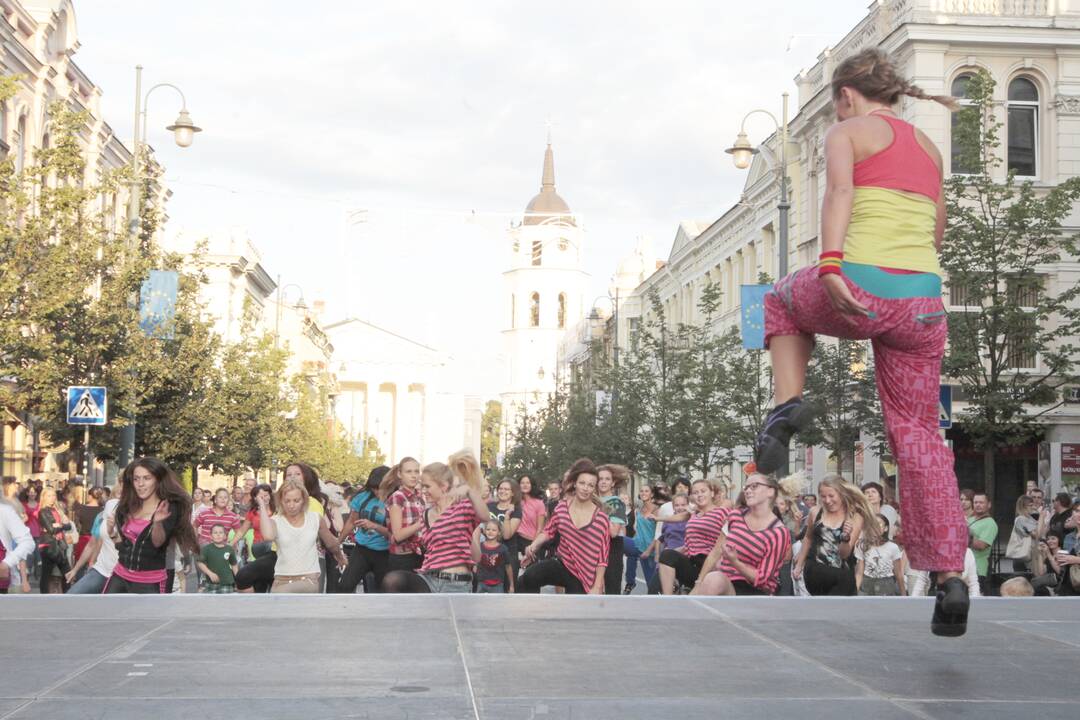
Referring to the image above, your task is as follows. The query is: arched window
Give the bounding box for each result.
[14,114,26,174]
[531,240,542,266]
[1007,77,1038,177]
[510,294,516,329]
[557,293,566,328]
[530,292,540,327]
[949,74,977,175]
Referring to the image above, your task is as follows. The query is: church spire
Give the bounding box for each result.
[541,142,555,191]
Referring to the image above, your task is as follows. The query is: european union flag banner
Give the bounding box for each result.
[139,270,179,338]
[740,284,771,350]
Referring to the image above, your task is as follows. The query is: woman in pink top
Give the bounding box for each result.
[756,48,970,636]
[516,476,547,552]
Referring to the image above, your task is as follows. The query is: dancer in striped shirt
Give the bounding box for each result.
[691,473,797,596]
[381,451,488,593]
[657,479,726,595]
[520,459,610,595]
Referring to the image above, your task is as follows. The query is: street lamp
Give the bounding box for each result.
[118,66,202,469]
[588,290,620,368]
[725,92,790,278]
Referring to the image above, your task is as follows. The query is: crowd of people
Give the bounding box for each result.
[3,453,1076,601]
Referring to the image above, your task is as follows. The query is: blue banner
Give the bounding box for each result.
[740,284,771,350]
[139,270,179,339]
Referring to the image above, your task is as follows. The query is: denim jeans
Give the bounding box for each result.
[623,536,656,587]
[419,573,472,593]
[67,568,108,595]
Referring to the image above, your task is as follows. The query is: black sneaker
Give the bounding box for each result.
[931,576,969,637]
[753,398,812,475]
[623,583,635,595]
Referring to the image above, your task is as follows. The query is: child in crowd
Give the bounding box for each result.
[473,520,513,593]
[648,493,690,560]
[855,514,905,596]
[197,524,239,594]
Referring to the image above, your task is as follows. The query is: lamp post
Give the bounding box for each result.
[726,92,790,279]
[117,66,202,469]
[586,288,620,369]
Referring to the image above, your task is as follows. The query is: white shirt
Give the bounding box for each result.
[907,548,981,597]
[855,541,902,579]
[91,499,120,578]
[272,511,320,576]
[0,501,34,584]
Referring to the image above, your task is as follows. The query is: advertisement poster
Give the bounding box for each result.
[1063,444,1080,495]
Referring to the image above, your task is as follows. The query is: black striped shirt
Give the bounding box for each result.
[685,506,728,557]
[420,499,481,572]
[544,500,610,590]
[718,508,790,594]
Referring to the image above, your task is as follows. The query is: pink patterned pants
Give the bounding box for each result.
[765,267,966,572]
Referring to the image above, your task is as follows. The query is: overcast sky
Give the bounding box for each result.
[74,1,870,397]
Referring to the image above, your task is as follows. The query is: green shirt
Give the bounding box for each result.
[200,542,238,584]
[968,516,998,577]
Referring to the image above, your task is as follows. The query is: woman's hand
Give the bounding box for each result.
[721,543,739,564]
[151,501,171,524]
[792,561,804,580]
[522,545,537,568]
[820,274,870,317]
[64,568,77,584]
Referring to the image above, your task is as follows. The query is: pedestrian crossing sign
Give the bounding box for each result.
[67,386,107,426]
[939,385,952,430]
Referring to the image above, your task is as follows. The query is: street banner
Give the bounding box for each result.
[139,270,179,338]
[740,284,771,350]
[66,386,107,426]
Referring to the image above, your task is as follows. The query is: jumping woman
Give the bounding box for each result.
[656,479,726,595]
[520,459,610,595]
[754,47,969,634]
[793,475,878,597]
[381,451,488,593]
[105,458,198,594]
[692,473,796,596]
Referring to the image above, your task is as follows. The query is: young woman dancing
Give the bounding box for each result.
[754,47,969,635]
[381,451,488,593]
[691,473,796,596]
[105,458,198,594]
[656,479,727,595]
[336,465,391,594]
[793,476,878,597]
[520,459,611,595]
[597,464,630,595]
[259,480,346,594]
[381,457,425,572]
[233,484,277,593]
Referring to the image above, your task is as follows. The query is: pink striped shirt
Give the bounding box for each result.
[544,501,611,590]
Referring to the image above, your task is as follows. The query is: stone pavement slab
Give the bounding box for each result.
[0,595,1076,720]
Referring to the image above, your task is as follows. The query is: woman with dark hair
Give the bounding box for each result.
[623,483,666,593]
[336,465,392,593]
[515,476,547,562]
[381,452,488,593]
[487,478,522,590]
[520,459,611,595]
[18,482,42,581]
[596,464,630,595]
[691,473,795,596]
[382,457,425,573]
[234,484,277,593]
[755,45,970,635]
[105,458,198,594]
[72,486,105,574]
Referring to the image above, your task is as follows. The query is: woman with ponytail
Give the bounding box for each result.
[754,47,970,635]
[380,451,488,593]
[380,457,424,573]
[793,476,879,598]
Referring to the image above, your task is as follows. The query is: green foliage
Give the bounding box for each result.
[941,69,1080,495]
[480,399,501,471]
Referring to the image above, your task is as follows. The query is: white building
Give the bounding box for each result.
[611,0,1080,495]
[501,141,589,446]
[327,318,469,464]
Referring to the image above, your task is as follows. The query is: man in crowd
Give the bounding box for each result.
[968,492,998,596]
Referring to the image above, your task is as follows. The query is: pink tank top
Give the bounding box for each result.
[852,112,940,202]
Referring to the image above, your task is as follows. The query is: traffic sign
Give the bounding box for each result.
[939,385,952,429]
[67,386,107,426]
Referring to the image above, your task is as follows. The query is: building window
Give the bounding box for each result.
[1007,77,1038,178]
[557,292,566,328]
[948,281,973,308]
[950,74,978,175]
[530,292,540,327]
[1006,314,1038,370]
[511,294,515,329]
[531,240,542,266]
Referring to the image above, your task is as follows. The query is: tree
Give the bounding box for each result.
[480,399,501,471]
[802,339,883,478]
[941,70,1080,499]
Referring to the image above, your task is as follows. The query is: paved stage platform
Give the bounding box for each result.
[1,595,1077,719]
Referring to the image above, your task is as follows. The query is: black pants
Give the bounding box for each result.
[388,553,422,572]
[39,547,71,594]
[604,536,624,594]
[337,545,390,594]
[658,550,705,590]
[104,575,163,594]
[519,558,587,594]
[804,560,856,596]
[235,551,276,593]
[381,570,432,593]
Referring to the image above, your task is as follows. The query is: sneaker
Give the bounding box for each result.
[622,583,635,595]
[931,576,969,637]
[754,397,812,475]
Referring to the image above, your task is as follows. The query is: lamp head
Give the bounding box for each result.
[724,130,758,170]
[166,109,202,148]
